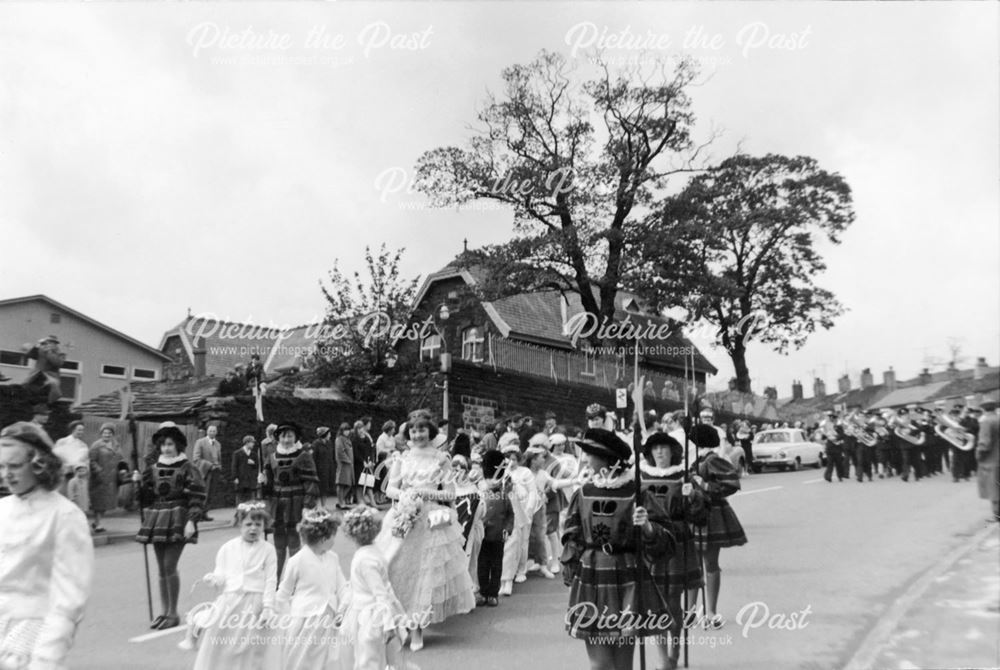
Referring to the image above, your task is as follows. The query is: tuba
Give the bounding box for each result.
[934,414,976,451]
[856,416,879,447]
[894,419,926,446]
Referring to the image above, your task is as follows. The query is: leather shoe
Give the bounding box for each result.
[150,615,166,629]
[486,597,499,607]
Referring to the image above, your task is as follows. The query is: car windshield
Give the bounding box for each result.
[757,432,789,443]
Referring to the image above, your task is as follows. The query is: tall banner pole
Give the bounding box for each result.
[632,334,646,670]
[128,415,154,621]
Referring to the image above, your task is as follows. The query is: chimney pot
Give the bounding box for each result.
[860,368,874,389]
[974,357,987,381]
[883,367,897,392]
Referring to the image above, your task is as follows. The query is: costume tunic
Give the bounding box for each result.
[265,444,319,533]
[135,454,206,544]
[639,461,706,593]
[560,470,676,641]
[691,451,747,550]
[0,488,94,670]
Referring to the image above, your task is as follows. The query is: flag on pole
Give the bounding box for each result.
[119,383,133,420]
[254,383,264,422]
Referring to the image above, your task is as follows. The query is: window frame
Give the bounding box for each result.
[0,350,29,368]
[132,367,158,381]
[580,341,596,377]
[100,363,128,379]
[461,326,484,363]
[420,333,442,362]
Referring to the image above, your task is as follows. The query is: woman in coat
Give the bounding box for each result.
[334,423,354,508]
[89,423,124,533]
[351,418,377,507]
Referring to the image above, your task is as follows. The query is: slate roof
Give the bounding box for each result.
[414,266,717,375]
[869,381,953,409]
[75,377,220,419]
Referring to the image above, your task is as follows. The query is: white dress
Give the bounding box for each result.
[340,545,406,670]
[274,545,349,670]
[52,437,90,513]
[374,447,475,625]
[191,537,277,670]
[0,488,94,670]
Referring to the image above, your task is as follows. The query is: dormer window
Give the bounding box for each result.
[461,327,484,362]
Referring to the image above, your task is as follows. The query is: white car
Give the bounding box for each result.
[750,429,825,472]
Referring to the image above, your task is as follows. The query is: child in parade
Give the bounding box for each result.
[134,422,206,630]
[275,506,349,670]
[477,450,514,607]
[263,421,320,580]
[341,506,409,670]
[52,420,90,513]
[561,428,677,670]
[452,454,486,599]
[639,432,709,670]
[183,501,277,670]
[0,422,94,670]
[499,435,538,595]
[528,438,578,577]
[687,424,747,630]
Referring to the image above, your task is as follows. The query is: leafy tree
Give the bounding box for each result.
[414,50,715,339]
[632,153,855,393]
[308,244,420,403]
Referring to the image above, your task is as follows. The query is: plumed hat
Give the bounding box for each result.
[572,428,631,465]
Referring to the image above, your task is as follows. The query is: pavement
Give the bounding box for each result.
[852,521,1000,670]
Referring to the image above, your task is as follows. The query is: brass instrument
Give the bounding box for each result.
[893,418,926,446]
[934,413,976,451]
[821,417,842,445]
[856,415,879,447]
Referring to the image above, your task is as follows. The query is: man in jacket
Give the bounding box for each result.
[192,424,222,519]
[976,401,999,522]
[231,435,261,504]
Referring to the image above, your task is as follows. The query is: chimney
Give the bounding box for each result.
[838,374,851,394]
[792,380,803,401]
[193,344,207,378]
[860,368,874,389]
[974,357,988,381]
[918,368,932,385]
[946,360,960,380]
[813,377,826,398]
[883,367,897,392]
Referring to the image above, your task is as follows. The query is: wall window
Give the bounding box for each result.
[60,360,81,373]
[461,327,484,362]
[420,334,442,362]
[101,364,127,379]
[59,376,77,401]
[133,367,158,380]
[581,341,596,376]
[0,350,28,367]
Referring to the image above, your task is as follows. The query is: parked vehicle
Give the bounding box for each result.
[751,429,825,473]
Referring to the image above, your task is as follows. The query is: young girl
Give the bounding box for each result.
[134,422,206,630]
[275,507,349,670]
[183,501,276,668]
[341,506,408,670]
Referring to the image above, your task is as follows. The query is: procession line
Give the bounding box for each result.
[734,486,782,496]
[129,626,184,643]
[802,478,825,484]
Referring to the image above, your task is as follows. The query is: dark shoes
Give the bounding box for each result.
[156,615,180,630]
[486,597,499,607]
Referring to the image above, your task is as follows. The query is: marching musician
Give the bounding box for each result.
[960,406,981,478]
[893,406,925,482]
[846,405,874,482]
[821,411,848,483]
[944,405,973,482]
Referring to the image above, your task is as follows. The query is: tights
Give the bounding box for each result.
[274,530,301,579]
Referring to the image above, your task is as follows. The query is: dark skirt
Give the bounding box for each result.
[663,531,704,593]
[566,548,671,640]
[693,501,747,550]
[135,501,197,544]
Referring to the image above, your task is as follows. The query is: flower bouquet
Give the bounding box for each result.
[390,489,423,538]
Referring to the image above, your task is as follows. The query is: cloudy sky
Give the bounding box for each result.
[1,2,997,398]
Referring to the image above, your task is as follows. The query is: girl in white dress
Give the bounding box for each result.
[183,501,277,670]
[374,413,475,651]
[275,507,349,670]
[341,506,408,670]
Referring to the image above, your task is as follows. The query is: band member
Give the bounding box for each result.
[846,406,873,482]
[561,428,677,670]
[894,407,926,482]
[134,422,206,629]
[639,432,708,670]
[821,411,848,482]
[874,411,895,478]
[263,422,319,580]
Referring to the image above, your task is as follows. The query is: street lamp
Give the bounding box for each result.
[432,302,452,422]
